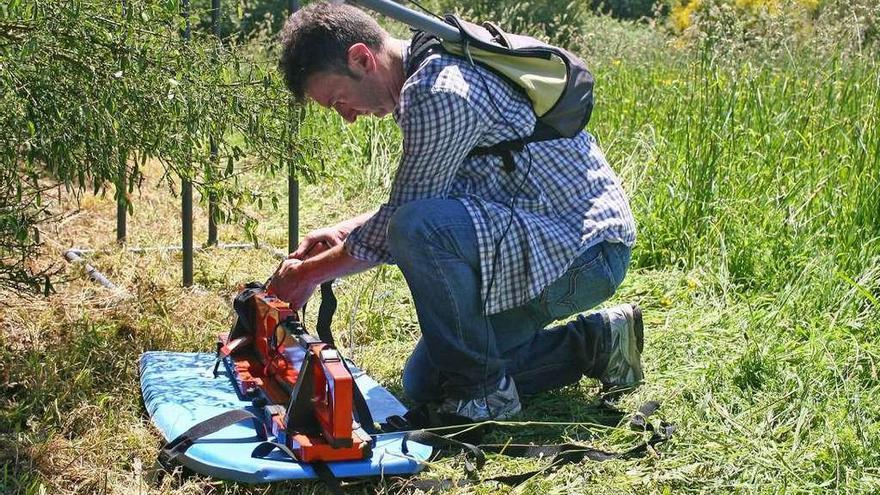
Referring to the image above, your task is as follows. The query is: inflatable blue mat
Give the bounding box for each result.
[139,351,431,483]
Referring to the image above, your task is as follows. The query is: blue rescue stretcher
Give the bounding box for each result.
[139,351,431,483]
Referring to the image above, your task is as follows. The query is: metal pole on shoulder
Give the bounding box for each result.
[182,0,194,287]
[351,0,461,41]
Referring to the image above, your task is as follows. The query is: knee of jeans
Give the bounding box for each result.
[387,201,430,257]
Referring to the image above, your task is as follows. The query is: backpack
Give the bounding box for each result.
[405,14,595,171]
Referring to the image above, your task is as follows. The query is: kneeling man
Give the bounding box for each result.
[269,2,643,422]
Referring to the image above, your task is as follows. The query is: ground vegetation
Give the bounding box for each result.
[1,1,878,493]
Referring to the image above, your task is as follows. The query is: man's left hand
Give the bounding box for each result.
[267,258,318,309]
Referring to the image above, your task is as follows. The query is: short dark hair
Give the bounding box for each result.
[279,2,388,101]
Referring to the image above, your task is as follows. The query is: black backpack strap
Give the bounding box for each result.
[158,409,260,468]
[406,29,445,77]
[468,140,523,173]
[468,121,564,173]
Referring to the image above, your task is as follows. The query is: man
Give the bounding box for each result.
[269,2,642,422]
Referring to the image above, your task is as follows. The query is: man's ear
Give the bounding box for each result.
[347,43,376,75]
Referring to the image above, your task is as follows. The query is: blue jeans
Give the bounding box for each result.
[386,199,631,402]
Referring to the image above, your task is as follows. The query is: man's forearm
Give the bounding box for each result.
[339,210,378,233]
[302,242,379,285]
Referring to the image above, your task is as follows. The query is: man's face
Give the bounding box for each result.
[305,70,391,124]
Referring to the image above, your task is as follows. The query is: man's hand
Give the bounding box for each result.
[270,211,381,308]
[290,226,347,260]
[267,258,318,309]
[289,211,377,260]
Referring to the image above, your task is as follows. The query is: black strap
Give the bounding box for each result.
[403,430,485,476]
[406,28,445,77]
[313,282,380,436]
[339,358,378,435]
[467,121,563,173]
[400,401,674,488]
[315,281,337,346]
[251,440,299,461]
[252,442,344,495]
[478,430,671,486]
[468,143,521,173]
[158,409,259,468]
[312,461,345,495]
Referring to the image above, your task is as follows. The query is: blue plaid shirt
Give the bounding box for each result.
[344,43,636,314]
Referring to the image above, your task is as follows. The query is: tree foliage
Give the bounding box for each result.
[0,0,312,294]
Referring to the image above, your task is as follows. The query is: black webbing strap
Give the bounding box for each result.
[477,430,670,486]
[403,430,486,476]
[251,440,299,461]
[400,400,674,489]
[309,282,376,435]
[158,409,259,468]
[251,442,344,495]
[315,281,337,347]
[339,357,378,436]
[406,28,444,77]
[467,121,562,173]
[312,461,345,495]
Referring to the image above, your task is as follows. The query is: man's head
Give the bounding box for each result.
[279,2,401,122]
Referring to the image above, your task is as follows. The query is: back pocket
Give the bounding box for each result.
[541,245,615,320]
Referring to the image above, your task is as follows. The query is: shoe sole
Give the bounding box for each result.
[632,304,644,353]
[626,304,644,383]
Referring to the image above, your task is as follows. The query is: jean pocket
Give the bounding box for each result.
[541,246,615,320]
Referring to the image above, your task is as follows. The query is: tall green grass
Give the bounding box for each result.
[595,49,879,292]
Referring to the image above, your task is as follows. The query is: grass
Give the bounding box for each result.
[2,9,880,495]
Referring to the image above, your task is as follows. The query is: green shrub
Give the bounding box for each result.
[0,0,312,294]
[668,0,880,58]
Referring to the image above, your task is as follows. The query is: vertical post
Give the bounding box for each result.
[117,0,128,245]
[207,144,218,246]
[182,0,194,287]
[117,155,127,244]
[287,0,300,255]
[207,0,221,247]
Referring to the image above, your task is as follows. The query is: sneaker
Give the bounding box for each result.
[598,304,645,391]
[437,376,522,422]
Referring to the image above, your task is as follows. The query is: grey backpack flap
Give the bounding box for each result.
[407,15,594,172]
